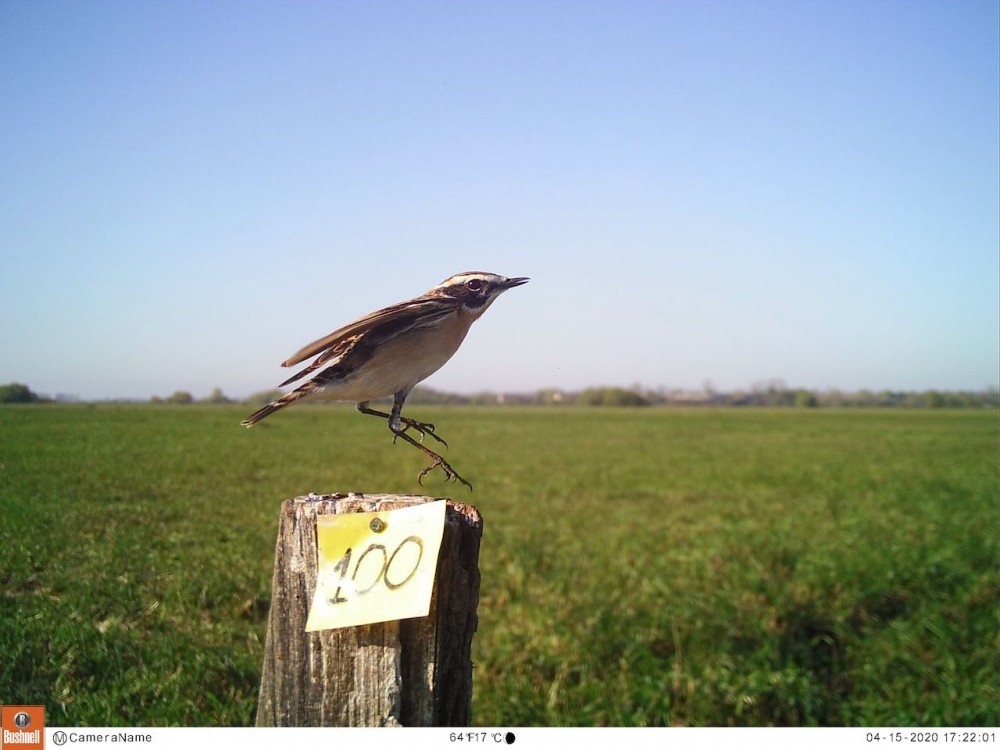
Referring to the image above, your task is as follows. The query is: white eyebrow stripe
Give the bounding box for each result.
[433,272,497,289]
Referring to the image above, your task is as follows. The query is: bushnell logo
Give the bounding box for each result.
[1,705,45,750]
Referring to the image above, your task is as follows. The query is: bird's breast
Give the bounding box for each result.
[322,309,475,401]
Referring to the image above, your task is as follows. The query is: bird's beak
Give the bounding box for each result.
[503,276,530,289]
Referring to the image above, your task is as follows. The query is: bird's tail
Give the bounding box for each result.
[241,381,320,427]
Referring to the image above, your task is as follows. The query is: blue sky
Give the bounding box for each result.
[2,0,997,400]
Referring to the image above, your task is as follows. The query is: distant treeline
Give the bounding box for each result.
[247,383,995,409]
[3,382,997,409]
[405,384,1000,409]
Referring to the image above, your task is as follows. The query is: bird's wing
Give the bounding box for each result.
[277,332,364,386]
[277,296,458,385]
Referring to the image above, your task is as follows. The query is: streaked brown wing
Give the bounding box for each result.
[277,332,362,386]
[279,303,444,386]
[280,296,457,368]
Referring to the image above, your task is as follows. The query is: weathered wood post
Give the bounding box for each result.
[255,492,483,727]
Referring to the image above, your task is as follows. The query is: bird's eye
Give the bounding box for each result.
[465,279,484,292]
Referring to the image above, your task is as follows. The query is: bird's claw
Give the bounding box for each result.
[402,418,447,447]
[417,455,473,491]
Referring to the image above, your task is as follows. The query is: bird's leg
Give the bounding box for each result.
[388,392,472,490]
[386,392,445,447]
[388,397,447,446]
[388,426,473,491]
[355,402,446,446]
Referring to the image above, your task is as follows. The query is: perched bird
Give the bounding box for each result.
[242,271,528,489]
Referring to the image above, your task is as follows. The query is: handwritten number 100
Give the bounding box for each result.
[329,536,424,604]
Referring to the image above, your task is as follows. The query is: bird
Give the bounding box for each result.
[242,271,529,489]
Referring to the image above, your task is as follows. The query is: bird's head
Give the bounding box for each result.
[430,271,529,315]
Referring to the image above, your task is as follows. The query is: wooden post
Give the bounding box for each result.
[255,493,483,727]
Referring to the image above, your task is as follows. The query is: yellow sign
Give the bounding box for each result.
[305,501,447,632]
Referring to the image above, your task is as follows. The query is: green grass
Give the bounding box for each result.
[0,404,996,726]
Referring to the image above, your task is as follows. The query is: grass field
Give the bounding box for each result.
[0,404,996,726]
